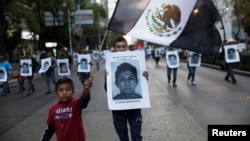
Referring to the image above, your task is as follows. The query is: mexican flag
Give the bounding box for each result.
[107,0,221,54]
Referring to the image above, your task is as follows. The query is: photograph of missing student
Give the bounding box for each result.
[154,48,161,57]
[92,51,99,60]
[20,59,32,76]
[77,54,91,72]
[112,62,142,100]
[188,52,201,67]
[73,53,78,62]
[105,50,150,110]
[0,67,7,82]
[166,50,179,68]
[224,44,240,63]
[57,59,70,76]
[38,58,51,73]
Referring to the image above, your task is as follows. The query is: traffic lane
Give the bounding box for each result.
[0,77,57,136]
[146,59,250,132]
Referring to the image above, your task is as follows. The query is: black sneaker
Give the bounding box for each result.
[173,83,177,87]
[224,78,230,82]
[232,79,237,84]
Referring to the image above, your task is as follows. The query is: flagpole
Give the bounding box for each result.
[90,30,109,76]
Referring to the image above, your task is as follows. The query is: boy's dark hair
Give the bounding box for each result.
[113,36,127,47]
[55,77,74,91]
[23,63,29,66]
[115,62,138,84]
[81,58,87,63]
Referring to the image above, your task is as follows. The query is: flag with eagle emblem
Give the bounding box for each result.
[107,0,221,54]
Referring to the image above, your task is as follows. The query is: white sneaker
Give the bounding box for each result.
[191,81,197,86]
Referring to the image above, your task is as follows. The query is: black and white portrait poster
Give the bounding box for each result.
[166,50,179,68]
[92,50,99,60]
[0,67,7,82]
[38,58,51,73]
[188,51,201,67]
[105,50,150,110]
[73,53,78,62]
[57,59,70,76]
[77,54,91,72]
[154,48,161,57]
[224,44,240,63]
[20,59,32,76]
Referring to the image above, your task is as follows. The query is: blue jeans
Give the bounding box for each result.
[167,66,177,83]
[2,76,10,95]
[112,109,142,141]
[19,82,25,92]
[27,75,35,92]
[187,62,196,82]
[45,71,56,92]
[225,63,235,80]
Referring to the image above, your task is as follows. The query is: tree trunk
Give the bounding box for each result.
[0,1,8,56]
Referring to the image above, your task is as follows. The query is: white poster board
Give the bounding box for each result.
[38,58,51,73]
[224,45,240,63]
[77,54,91,72]
[20,59,32,76]
[73,53,79,62]
[166,50,180,68]
[57,59,70,76]
[154,48,161,57]
[188,52,201,67]
[105,50,150,110]
[0,67,7,82]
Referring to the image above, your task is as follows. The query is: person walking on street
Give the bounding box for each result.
[222,40,238,84]
[59,47,73,70]
[78,49,93,85]
[104,36,149,141]
[40,77,93,141]
[184,50,198,86]
[166,47,179,87]
[44,51,57,94]
[11,72,26,93]
[0,55,12,96]
[23,52,38,95]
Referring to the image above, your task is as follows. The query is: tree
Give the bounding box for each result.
[231,0,250,36]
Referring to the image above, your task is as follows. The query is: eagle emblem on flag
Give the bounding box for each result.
[146,4,182,37]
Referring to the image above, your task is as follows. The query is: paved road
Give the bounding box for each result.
[0,58,249,141]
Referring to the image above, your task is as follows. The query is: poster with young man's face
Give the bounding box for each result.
[188,51,201,67]
[224,44,240,63]
[57,59,70,76]
[166,50,179,68]
[20,59,32,76]
[38,58,51,73]
[77,54,91,72]
[0,67,7,82]
[105,50,150,110]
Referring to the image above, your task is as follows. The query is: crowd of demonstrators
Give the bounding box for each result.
[104,36,149,141]
[0,55,12,96]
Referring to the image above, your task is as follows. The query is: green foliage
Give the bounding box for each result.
[231,0,250,36]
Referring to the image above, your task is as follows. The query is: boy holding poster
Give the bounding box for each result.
[105,37,149,141]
